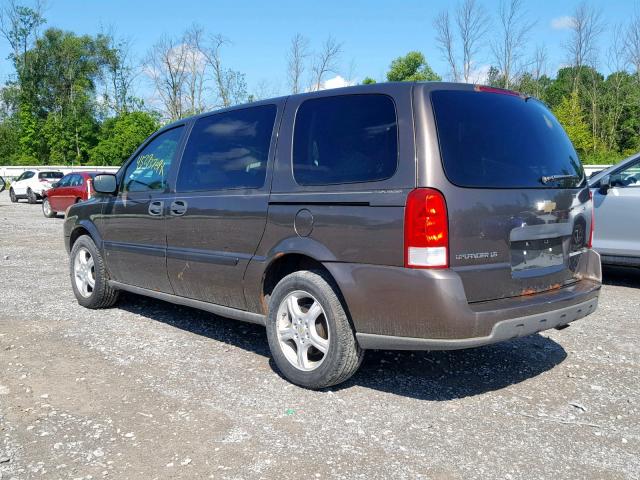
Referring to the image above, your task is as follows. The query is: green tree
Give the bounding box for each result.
[90,111,160,166]
[386,51,441,82]
[362,77,377,85]
[553,90,593,157]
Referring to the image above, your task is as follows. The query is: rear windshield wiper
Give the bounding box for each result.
[540,174,580,184]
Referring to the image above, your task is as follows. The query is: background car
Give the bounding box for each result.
[42,171,102,218]
[9,169,64,203]
[589,153,640,267]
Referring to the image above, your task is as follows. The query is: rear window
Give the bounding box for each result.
[39,171,64,179]
[293,94,398,185]
[431,90,585,188]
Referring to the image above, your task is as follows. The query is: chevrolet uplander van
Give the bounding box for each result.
[64,83,602,388]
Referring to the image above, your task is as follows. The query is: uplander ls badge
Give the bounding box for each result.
[456,252,499,260]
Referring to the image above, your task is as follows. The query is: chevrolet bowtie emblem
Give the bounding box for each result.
[537,200,557,213]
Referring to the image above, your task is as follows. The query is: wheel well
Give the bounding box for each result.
[69,226,91,250]
[261,254,334,313]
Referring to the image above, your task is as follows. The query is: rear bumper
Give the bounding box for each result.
[324,249,601,350]
[356,296,597,350]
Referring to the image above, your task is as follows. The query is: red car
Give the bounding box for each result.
[42,171,103,218]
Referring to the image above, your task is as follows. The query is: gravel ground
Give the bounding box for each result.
[0,192,639,480]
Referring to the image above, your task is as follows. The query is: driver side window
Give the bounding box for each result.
[121,126,184,193]
[611,159,640,188]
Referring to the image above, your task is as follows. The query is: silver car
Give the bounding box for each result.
[589,153,640,267]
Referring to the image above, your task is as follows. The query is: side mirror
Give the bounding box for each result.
[93,174,118,195]
[599,174,611,194]
[0,176,5,194]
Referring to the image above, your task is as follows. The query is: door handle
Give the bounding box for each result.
[170,200,188,216]
[148,200,164,216]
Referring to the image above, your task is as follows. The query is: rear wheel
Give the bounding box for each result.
[9,188,17,203]
[70,235,119,309]
[27,188,37,204]
[266,270,364,389]
[42,197,56,218]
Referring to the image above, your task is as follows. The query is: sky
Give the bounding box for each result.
[0,0,636,100]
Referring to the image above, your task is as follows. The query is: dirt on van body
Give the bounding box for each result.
[0,193,639,479]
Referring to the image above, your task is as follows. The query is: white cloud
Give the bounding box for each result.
[313,75,355,92]
[551,16,575,30]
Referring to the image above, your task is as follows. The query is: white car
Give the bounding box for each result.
[8,169,64,204]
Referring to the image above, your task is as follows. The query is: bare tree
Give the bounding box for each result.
[625,7,640,76]
[183,25,208,115]
[200,34,247,108]
[287,33,309,94]
[566,1,604,89]
[603,25,630,150]
[145,34,189,121]
[98,28,140,115]
[434,0,488,83]
[434,10,459,81]
[491,0,535,89]
[456,0,490,83]
[309,36,342,91]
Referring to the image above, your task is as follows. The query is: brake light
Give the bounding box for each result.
[87,178,93,198]
[404,188,449,268]
[587,190,594,248]
[474,85,524,98]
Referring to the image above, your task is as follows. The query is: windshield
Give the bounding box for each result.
[431,90,585,189]
[39,171,64,179]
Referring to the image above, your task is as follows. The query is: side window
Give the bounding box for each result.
[23,171,35,180]
[293,94,398,186]
[121,126,184,193]
[611,159,640,188]
[14,173,25,182]
[176,105,277,192]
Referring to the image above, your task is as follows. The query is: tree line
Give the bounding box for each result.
[0,0,638,167]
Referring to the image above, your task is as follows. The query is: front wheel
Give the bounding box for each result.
[27,188,37,204]
[9,188,17,203]
[70,235,119,309]
[42,197,56,218]
[266,270,364,389]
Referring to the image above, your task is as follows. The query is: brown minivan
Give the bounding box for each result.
[64,82,601,388]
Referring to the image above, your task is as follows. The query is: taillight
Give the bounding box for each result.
[587,190,594,248]
[87,178,93,198]
[404,188,449,268]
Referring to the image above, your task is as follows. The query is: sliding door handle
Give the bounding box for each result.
[170,200,188,216]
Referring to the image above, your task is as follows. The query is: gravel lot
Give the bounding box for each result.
[0,192,639,480]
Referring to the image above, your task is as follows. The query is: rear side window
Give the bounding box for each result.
[39,171,63,179]
[293,94,398,185]
[23,171,34,180]
[176,105,277,192]
[431,90,584,188]
[70,175,84,187]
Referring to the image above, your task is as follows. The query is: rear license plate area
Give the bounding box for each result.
[511,237,564,273]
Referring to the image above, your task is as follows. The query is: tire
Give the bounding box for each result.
[69,235,119,309]
[266,270,364,389]
[42,197,56,218]
[27,188,37,204]
[9,188,17,203]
